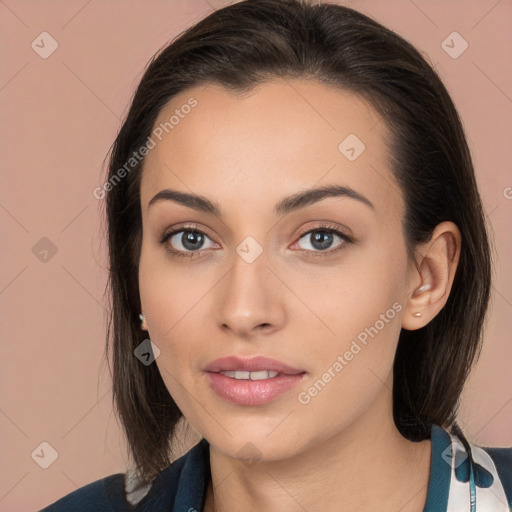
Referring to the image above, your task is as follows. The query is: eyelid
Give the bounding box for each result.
[160,221,352,242]
[295,221,353,239]
[159,222,215,241]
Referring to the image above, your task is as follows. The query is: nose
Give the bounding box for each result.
[215,250,285,338]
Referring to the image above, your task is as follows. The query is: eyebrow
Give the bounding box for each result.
[147,184,375,217]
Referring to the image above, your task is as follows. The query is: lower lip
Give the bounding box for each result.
[205,371,307,406]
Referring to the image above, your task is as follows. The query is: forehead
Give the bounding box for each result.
[140,79,401,220]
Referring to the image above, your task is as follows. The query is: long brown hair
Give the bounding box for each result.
[102,0,493,490]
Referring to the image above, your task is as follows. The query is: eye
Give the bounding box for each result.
[159,222,354,259]
[159,224,218,258]
[292,224,353,256]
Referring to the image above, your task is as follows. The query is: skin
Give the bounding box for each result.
[138,79,461,512]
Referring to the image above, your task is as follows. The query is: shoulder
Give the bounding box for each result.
[39,439,209,512]
[426,425,512,511]
[39,473,126,511]
[448,427,512,510]
[477,444,512,507]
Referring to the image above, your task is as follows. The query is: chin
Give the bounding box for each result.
[208,429,305,463]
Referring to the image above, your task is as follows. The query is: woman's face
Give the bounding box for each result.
[138,79,415,460]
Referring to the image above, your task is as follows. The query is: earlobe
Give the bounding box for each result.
[139,313,148,331]
[402,221,461,331]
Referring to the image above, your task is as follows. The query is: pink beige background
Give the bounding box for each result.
[1,0,511,510]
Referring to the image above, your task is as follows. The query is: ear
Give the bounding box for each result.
[402,221,461,330]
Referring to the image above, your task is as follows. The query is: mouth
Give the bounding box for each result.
[203,355,307,406]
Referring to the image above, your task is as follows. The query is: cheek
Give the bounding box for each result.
[138,249,223,412]
[293,238,405,343]
[138,261,203,408]
[138,243,211,339]
[291,238,406,391]
[293,273,404,432]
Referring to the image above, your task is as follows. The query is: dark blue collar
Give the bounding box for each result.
[173,437,211,512]
[423,424,452,511]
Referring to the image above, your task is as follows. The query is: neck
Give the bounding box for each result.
[203,386,432,512]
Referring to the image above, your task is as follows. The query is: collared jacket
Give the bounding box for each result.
[40,424,512,511]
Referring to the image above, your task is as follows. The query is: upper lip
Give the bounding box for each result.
[203,356,305,375]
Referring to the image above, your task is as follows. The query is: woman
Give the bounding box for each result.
[41,0,511,510]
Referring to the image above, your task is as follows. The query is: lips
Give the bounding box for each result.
[204,356,307,406]
[205,371,307,406]
[203,355,305,376]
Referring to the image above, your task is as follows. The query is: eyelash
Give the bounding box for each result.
[158,222,354,259]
